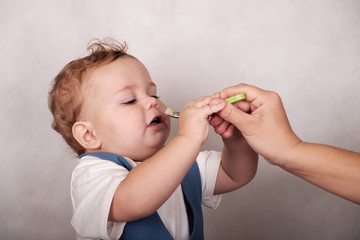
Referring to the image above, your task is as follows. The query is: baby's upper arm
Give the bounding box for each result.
[71,158,128,237]
[196,151,222,209]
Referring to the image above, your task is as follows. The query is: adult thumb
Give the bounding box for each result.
[217,101,252,132]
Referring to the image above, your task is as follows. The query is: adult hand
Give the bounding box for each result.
[215,83,301,166]
[213,84,360,204]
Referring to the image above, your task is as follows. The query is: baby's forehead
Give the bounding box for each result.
[82,57,156,94]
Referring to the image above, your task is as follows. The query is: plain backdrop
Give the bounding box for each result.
[1,0,359,239]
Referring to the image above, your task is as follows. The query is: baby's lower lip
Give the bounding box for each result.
[147,122,165,129]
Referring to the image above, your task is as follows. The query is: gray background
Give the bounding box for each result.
[1,0,359,239]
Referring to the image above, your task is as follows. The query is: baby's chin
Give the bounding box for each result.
[128,145,166,162]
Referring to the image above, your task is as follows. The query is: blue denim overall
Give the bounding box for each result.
[81,152,204,240]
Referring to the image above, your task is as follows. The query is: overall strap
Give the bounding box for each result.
[81,152,173,240]
[81,152,204,240]
[80,152,132,170]
[181,162,204,240]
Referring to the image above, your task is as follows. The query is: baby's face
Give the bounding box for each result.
[80,56,171,161]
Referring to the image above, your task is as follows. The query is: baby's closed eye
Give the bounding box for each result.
[124,99,136,104]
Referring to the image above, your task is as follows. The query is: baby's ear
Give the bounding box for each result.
[72,121,101,150]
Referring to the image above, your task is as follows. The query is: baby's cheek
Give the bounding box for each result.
[159,101,167,112]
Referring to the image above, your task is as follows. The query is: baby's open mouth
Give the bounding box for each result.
[148,116,162,126]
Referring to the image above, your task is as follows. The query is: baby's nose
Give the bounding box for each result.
[145,96,159,110]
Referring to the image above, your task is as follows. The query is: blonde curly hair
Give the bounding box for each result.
[48,38,132,156]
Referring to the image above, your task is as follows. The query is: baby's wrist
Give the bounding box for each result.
[174,134,203,147]
[222,134,247,153]
[222,131,244,142]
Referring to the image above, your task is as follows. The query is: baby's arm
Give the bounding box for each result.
[214,133,258,194]
[209,97,258,194]
[108,97,225,222]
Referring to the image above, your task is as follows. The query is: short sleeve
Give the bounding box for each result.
[196,150,222,209]
[70,156,132,240]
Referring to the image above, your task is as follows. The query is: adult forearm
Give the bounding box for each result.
[279,142,360,204]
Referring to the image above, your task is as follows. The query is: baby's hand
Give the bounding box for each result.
[209,95,251,138]
[209,113,238,138]
[177,96,225,145]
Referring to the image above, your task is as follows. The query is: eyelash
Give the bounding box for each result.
[124,96,159,104]
[124,99,136,104]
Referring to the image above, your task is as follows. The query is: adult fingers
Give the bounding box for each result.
[216,100,253,132]
[220,83,265,101]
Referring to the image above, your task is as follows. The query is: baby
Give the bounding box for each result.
[48,38,258,240]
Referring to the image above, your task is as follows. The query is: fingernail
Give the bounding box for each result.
[211,99,221,104]
[211,92,220,98]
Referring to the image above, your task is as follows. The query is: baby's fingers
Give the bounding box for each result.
[210,115,236,137]
[185,96,211,108]
[209,114,223,127]
[213,120,231,135]
[204,100,226,117]
[221,124,236,138]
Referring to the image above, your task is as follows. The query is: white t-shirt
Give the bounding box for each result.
[71,150,222,240]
